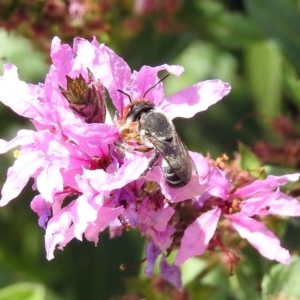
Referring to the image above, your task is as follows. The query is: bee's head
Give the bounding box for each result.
[125,100,154,122]
[117,73,169,122]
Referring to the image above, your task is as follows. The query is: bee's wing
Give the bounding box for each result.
[148,132,196,182]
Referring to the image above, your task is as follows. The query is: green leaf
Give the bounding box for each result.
[264,165,297,176]
[245,0,300,74]
[230,269,261,300]
[283,62,300,108]
[245,41,282,117]
[181,257,206,286]
[261,256,300,299]
[188,283,219,300]
[0,283,45,300]
[0,30,47,82]
[125,277,159,300]
[0,282,65,300]
[238,142,262,173]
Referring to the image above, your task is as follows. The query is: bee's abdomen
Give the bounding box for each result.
[163,165,188,188]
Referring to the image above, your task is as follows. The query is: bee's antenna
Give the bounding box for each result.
[117,89,132,103]
[143,74,169,98]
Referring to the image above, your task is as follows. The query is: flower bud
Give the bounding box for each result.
[60,69,106,123]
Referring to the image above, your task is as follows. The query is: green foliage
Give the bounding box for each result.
[0,283,61,300]
[238,142,261,172]
[245,41,282,118]
[261,256,300,299]
[245,0,300,74]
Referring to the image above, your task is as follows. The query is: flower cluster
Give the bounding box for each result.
[0,37,300,289]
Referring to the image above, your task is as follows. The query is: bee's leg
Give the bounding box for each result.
[114,139,128,150]
[147,149,160,170]
[142,149,160,176]
[134,145,152,152]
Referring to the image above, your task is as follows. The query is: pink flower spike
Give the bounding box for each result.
[159,79,231,120]
[231,217,291,264]
[175,207,221,265]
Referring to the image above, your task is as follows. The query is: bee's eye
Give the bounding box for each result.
[165,137,173,142]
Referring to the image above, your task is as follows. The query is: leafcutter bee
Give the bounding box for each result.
[118,75,196,188]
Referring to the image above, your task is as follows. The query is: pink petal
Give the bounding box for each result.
[62,122,119,156]
[175,207,221,265]
[30,195,51,228]
[50,37,73,71]
[84,155,148,194]
[36,162,64,202]
[0,64,44,118]
[159,79,231,120]
[147,225,174,251]
[0,130,35,154]
[234,192,274,218]
[145,241,161,276]
[160,257,182,290]
[72,194,104,240]
[152,206,175,231]
[263,191,300,217]
[190,151,211,183]
[84,206,124,243]
[138,201,174,231]
[237,189,300,218]
[0,149,46,206]
[89,37,132,114]
[234,173,300,198]
[45,207,75,260]
[230,217,291,264]
[130,64,184,107]
[201,164,230,200]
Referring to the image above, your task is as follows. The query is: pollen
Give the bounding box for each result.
[13,150,20,158]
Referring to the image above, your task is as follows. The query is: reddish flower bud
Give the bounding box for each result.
[60,69,106,123]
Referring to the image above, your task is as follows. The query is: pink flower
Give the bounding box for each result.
[106,48,230,200]
[0,36,233,287]
[176,172,300,265]
[0,39,132,257]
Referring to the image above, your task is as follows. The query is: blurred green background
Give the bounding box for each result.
[1,0,300,299]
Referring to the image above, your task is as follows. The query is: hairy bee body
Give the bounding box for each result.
[125,100,195,188]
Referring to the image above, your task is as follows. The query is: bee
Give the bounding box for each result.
[118,76,196,188]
